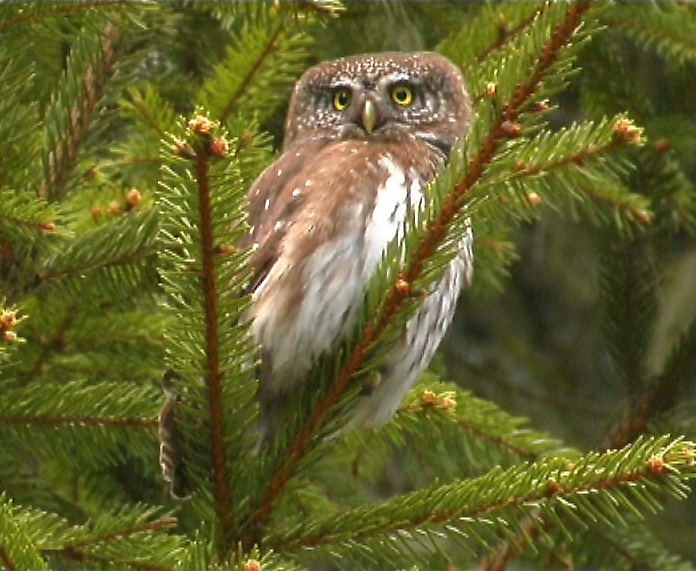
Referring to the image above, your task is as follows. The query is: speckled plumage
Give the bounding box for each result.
[243,52,473,430]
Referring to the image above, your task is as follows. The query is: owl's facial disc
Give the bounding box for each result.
[282,52,471,151]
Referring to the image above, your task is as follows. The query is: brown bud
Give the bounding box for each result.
[395,278,411,296]
[680,448,695,466]
[653,138,671,153]
[484,81,497,98]
[526,191,542,206]
[187,115,216,136]
[547,479,560,495]
[495,12,507,30]
[40,221,56,233]
[108,201,122,215]
[90,206,103,221]
[635,210,652,225]
[421,390,438,406]
[215,244,236,256]
[440,395,456,410]
[125,188,142,210]
[514,160,528,172]
[648,455,665,476]
[613,118,643,145]
[501,120,522,138]
[243,560,262,571]
[208,137,229,158]
[0,310,17,330]
[3,330,18,343]
[534,99,550,113]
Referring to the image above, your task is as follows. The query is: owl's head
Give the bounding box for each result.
[283,52,471,156]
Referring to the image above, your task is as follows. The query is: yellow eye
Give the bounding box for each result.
[333,88,351,111]
[390,84,413,106]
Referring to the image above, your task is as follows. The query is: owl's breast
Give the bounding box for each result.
[247,139,441,396]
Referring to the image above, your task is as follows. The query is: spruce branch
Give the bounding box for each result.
[1,415,156,430]
[393,384,563,464]
[19,505,184,571]
[0,3,691,569]
[602,3,696,67]
[0,494,48,571]
[158,113,258,555]
[480,313,696,570]
[249,1,593,538]
[39,17,121,199]
[191,129,233,548]
[110,86,178,191]
[37,209,158,287]
[0,47,39,191]
[0,192,57,239]
[216,18,283,125]
[478,399,694,567]
[473,4,548,65]
[308,382,565,510]
[201,3,328,126]
[0,379,160,470]
[125,88,172,143]
[635,145,696,238]
[268,437,695,559]
[0,379,161,424]
[0,2,129,34]
[44,518,179,570]
[21,307,76,382]
[440,3,546,72]
[476,116,650,232]
[311,383,569,507]
[569,523,695,570]
[51,551,170,571]
[50,517,177,551]
[600,238,658,393]
[602,316,696,451]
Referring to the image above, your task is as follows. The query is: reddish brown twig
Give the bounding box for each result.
[195,151,233,548]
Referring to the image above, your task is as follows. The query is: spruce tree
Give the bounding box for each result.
[1,2,696,569]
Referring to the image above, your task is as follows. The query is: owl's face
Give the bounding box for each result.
[283,52,471,156]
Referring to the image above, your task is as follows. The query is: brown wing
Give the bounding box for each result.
[242,138,329,295]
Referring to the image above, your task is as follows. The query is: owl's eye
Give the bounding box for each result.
[390,84,414,107]
[332,88,352,111]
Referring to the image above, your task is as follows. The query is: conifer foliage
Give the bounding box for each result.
[1,2,696,569]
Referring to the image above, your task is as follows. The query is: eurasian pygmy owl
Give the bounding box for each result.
[244,51,473,432]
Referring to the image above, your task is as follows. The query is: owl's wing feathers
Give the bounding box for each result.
[243,137,444,395]
[242,138,325,294]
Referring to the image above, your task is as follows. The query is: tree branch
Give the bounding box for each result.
[195,150,233,548]
[472,3,549,65]
[272,447,677,552]
[1,414,157,430]
[218,18,284,124]
[40,21,120,199]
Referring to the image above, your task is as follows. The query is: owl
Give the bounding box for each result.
[244,51,473,433]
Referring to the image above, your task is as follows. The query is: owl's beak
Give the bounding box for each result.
[361,99,377,134]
